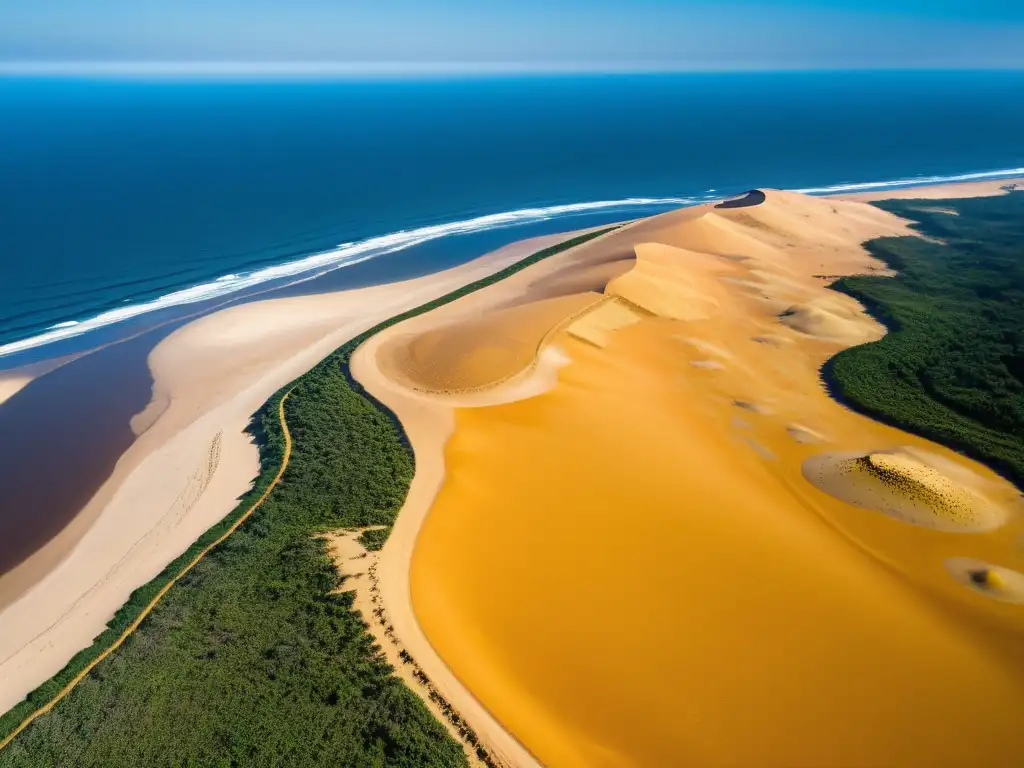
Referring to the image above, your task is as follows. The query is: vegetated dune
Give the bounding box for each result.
[364,189,1024,767]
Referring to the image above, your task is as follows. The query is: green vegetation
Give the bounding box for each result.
[825,191,1024,487]
[0,227,616,766]
[358,527,390,553]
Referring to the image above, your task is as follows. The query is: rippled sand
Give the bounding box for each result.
[402,191,1024,766]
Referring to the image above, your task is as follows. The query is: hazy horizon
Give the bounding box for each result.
[2,1,1023,74]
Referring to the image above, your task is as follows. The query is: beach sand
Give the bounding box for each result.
[365,189,1024,766]
[0,375,31,408]
[2,174,1022,757]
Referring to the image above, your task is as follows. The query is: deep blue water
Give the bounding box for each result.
[1,70,1024,362]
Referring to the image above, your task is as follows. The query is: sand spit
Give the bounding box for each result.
[380,189,1024,766]
[0,229,592,718]
[0,374,32,408]
[0,357,76,409]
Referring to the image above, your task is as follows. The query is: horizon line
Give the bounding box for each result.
[2,60,1023,79]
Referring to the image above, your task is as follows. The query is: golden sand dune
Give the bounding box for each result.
[378,292,598,393]
[565,297,646,348]
[361,189,1024,766]
[946,557,1024,604]
[605,242,735,320]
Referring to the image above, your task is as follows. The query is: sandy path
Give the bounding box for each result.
[0,229,584,717]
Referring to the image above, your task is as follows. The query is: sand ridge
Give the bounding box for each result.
[383,189,1024,766]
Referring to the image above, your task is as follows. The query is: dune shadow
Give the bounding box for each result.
[715,189,767,209]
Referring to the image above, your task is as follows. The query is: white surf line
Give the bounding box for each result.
[795,166,1024,195]
[0,196,692,360]
[5,164,1022,360]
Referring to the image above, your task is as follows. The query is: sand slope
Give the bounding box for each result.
[369,190,1024,767]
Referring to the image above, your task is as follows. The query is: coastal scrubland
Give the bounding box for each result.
[827,191,1024,486]
[0,229,613,766]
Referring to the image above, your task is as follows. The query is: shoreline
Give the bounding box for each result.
[1,171,1021,741]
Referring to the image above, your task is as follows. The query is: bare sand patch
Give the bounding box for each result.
[399,189,1024,766]
[605,242,735,321]
[0,374,32,407]
[803,450,1009,532]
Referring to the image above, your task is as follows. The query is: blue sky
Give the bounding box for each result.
[1,0,1022,73]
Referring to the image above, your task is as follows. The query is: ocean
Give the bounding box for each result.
[1,70,1023,365]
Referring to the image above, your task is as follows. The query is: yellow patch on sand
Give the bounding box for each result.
[565,296,647,348]
[399,190,1024,767]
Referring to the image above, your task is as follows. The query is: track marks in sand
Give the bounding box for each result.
[324,527,497,768]
[0,396,292,754]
